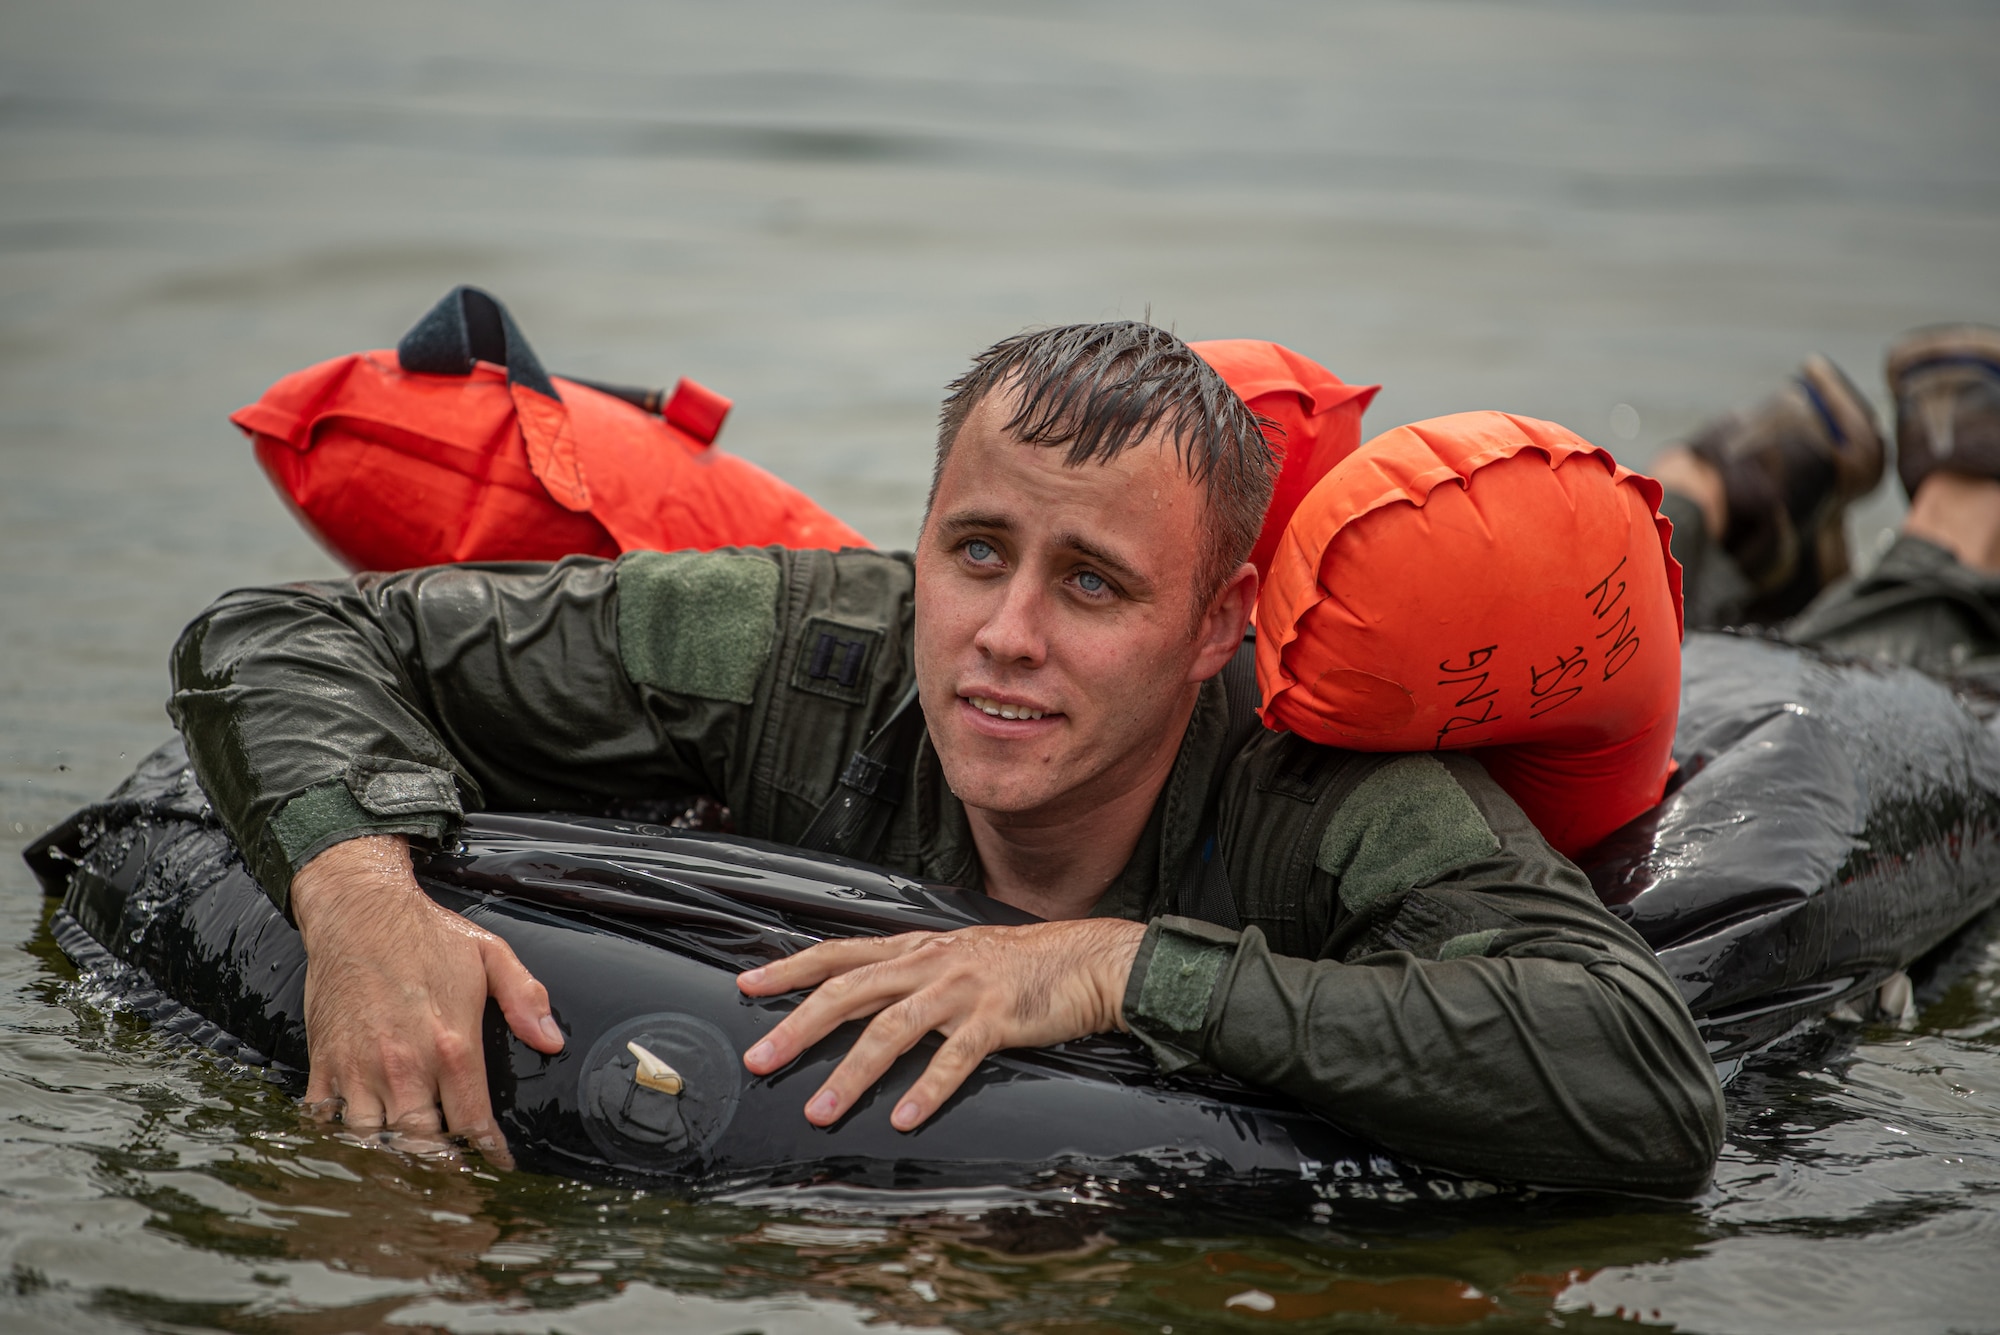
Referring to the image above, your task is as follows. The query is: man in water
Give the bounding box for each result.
[170,322,1724,1192]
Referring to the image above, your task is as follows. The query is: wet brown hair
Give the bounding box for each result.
[930,321,1277,615]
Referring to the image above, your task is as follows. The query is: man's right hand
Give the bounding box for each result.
[289,835,565,1167]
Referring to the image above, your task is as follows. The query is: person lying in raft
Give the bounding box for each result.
[1647,323,2000,671]
[167,323,1726,1194]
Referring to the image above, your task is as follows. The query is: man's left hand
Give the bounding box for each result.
[736,919,1146,1130]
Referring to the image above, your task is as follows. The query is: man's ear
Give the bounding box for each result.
[1189,562,1258,683]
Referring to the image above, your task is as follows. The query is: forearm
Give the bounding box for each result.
[1125,917,1724,1193]
[169,579,482,911]
[168,554,759,913]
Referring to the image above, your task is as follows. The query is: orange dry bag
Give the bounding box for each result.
[1190,340,1379,581]
[1256,411,1683,859]
[235,287,868,571]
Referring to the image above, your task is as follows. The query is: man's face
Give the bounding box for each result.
[914,389,1238,821]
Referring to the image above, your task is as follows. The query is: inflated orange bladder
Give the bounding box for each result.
[1256,411,1683,859]
[1190,339,1379,582]
[236,287,868,572]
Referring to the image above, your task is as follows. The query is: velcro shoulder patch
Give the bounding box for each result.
[1316,754,1501,915]
[616,550,781,705]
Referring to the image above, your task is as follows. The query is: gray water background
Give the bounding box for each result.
[3,1,1999,1330]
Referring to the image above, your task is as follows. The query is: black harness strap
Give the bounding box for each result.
[796,683,926,863]
[1175,636,1263,930]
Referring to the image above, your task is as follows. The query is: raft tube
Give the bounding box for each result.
[24,632,2000,1197]
[30,752,1459,1205]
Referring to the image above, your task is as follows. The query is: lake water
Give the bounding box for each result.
[4,1,1999,1330]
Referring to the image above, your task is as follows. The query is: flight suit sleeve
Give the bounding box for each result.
[168,549,878,916]
[1121,753,1726,1195]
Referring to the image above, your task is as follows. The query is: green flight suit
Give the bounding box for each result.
[167,548,1724,1194]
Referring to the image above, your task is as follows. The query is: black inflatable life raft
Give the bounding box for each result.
[24,632,2000,1200]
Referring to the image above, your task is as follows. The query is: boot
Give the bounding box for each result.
[1684,355,1884,622]
[1889,323,2000,496]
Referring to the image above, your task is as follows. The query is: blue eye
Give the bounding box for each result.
[966,539,996,563]
[1077,570,1106,594]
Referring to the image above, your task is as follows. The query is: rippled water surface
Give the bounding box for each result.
[5,2,2000,1330]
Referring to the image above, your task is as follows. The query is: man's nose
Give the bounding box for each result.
[972,573,1048,667]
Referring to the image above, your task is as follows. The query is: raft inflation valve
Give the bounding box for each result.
[580,1013,742,1171]
[627,1041,684,1095]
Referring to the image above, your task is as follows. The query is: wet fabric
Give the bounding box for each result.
[164,550,1722,1191]
[1190,339,1379,581]
[1669,481,2000,682]
[1256,411,1683,859]
[1788,534,2000,675]
[617,550,784,703]
[1315,755,1500,914]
